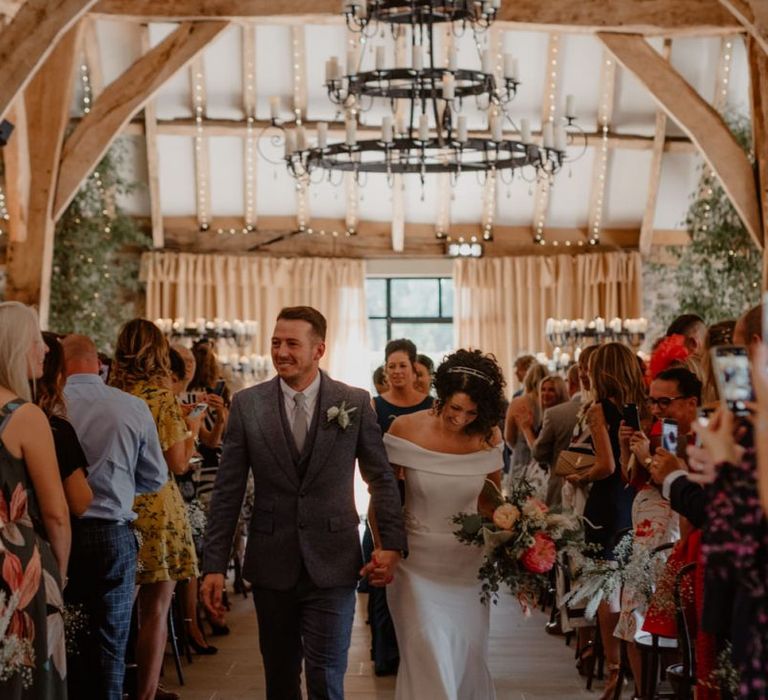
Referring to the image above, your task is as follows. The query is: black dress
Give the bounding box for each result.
[49,414,88,483]
[582,399,635,558]
[365,394,433,676]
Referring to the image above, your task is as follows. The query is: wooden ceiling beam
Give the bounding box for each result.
[140,25,163,249]
[748,36,768,285]
[92,0,740,36]
[719,0,768,55]
[5,23,82,325]
[53,20,229,222]
[159,216,688,257]
[599,31,763,250]
[639,38,673,256]
[0,0,98,121]
[3,97,30,243]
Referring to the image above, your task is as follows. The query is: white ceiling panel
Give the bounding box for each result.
[255,25,294,121]
[209,137,245,216]
[603,149,653,227]
[255,137,299,217]
[203,25,245,120]
[157,135,197,216]
[547,149,597,228]
[150,23,194,120]
[654,152,701,230]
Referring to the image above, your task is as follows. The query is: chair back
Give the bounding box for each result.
[673,561,697,680]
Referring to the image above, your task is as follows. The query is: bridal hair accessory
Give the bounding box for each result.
[327,400,356,429]
[446,366,495,385]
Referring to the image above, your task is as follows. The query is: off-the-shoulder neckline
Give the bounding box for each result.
[384,432,502,457]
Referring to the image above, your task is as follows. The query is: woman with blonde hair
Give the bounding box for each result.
[0,302,70,697]
[504,362,549,484]
[111,319,202,700]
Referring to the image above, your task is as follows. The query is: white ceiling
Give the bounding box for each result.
[75,19,751,238]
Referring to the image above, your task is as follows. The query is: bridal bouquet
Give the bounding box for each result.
[452,478,585,607]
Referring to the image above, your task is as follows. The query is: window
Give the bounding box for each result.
[366,277,454,380]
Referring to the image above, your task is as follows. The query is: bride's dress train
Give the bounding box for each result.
[383,434,502,700]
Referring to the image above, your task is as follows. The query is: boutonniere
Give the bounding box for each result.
[327,400,357,430]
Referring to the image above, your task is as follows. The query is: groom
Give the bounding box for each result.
[201,306,406,699]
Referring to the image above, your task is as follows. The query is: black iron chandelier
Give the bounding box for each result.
[277,0,583,188]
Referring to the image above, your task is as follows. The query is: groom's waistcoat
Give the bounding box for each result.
[203,372,406,590]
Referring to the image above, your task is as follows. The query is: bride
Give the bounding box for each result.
[383,349,505,699]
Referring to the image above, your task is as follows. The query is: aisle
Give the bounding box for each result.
[162,590,611,699]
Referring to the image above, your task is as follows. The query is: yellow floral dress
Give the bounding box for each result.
[130,381,199,584]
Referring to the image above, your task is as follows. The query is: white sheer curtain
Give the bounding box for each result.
[141,252,370,389]
[453,251,643,388]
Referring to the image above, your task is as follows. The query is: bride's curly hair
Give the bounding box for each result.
[433,349,506,444]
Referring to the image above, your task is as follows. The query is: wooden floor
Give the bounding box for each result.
[161,589,627,699]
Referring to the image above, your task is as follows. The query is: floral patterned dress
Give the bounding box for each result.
[130,383,199,584]
[703,452,768,699]
[0,400,66,699]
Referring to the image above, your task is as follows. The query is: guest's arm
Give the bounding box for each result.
[568,403,614,484]
[135,403,170,493]
[198,393,229,449]
[668,474,706,528]
[63,469,92,517]
[19,405,71,579]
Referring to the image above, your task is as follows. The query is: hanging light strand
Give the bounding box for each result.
[243,23,257,233]
[588,53,615,246]
[192,59,210,231]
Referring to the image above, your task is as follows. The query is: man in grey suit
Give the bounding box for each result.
[533,347,598,508]
[201,306,406,700]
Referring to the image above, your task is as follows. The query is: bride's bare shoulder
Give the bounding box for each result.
[389,409,434,439]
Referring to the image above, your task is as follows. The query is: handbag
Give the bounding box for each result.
[554,421,596,477]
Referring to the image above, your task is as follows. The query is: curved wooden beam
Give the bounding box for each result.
[53,20,229,222]
[599,32,763,251]
[0,0,98,122]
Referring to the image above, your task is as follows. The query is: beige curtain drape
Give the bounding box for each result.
[453,251,643,390]
[141,252,370,388]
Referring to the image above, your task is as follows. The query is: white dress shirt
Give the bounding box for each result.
[280,372,321,434]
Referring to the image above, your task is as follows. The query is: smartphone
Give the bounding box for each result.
[711,345,754,416]
[694,409,712,449]
[212,379,226,396]
[661,418,679,455]
[188,402,208,419]
[623,403,641,431]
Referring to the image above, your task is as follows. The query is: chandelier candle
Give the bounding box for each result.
[317,122,328,149]
[565,94,575,120]
[269,96,280,120]
[442,73,455,100]
[448,46,458,71]
[346,48,358,74]
[284,130,296,157]
[482,49,492,74]
[375,46,385,71]
[491,114,503,142]
[542,122,554,149]
[412,45,423,71]
[418,114,429,141]
[554,124,566,152]
[457,115,468,143]
[520,118,532,145]
[504,54,518,81]
[296,126,307,151]
[345,119,357,146]
[381,116,393,143]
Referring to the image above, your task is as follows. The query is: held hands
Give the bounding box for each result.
[359,549,401,587]
[200,573,227,618]
[205,393,229,422]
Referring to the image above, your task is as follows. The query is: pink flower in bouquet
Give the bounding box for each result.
[520,532,556,574]
[492,503,520,531]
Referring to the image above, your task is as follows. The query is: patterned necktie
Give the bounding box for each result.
[292,392,308,453]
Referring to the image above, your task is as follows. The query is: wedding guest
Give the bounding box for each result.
[512,353,536,397]
[0,302,70,697]
[373,365,388,395]
[110,319,202,700]
[185,342,231,636]
[35,332,93,516]
[504,362,549,485]
[566,363,581,399]
[516,376,569,450]
[566,343,644,700]
[666,313,707,359]
[168,346,218,656]
[413,353,434,395]
[367,338,432,676]
[533,349,596,509]
[62,334,167,700]
[699,319,736,406]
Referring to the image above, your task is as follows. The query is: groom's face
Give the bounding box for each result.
[271,319,325,388]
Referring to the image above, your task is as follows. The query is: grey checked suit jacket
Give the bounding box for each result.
[203,371,406,590]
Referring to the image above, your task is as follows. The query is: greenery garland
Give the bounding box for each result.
[645,114,761,330]
[49,139,149,351]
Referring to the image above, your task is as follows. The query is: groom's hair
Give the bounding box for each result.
[277,306,327,341]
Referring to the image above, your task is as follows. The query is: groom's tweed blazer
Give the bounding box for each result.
[203,371,406,590]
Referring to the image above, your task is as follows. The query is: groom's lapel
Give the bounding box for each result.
[253,377,300,488]
[302,372,343,489]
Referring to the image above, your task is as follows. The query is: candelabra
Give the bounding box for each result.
[545,317,649,350]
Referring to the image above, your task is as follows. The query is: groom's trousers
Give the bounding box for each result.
[253,566,356,700]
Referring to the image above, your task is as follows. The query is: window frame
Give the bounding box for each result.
[366,276,453,346]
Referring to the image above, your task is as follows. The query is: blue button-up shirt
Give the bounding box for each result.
[64,373,167,522]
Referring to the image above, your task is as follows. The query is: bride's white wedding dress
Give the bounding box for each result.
[383,433,502,700]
